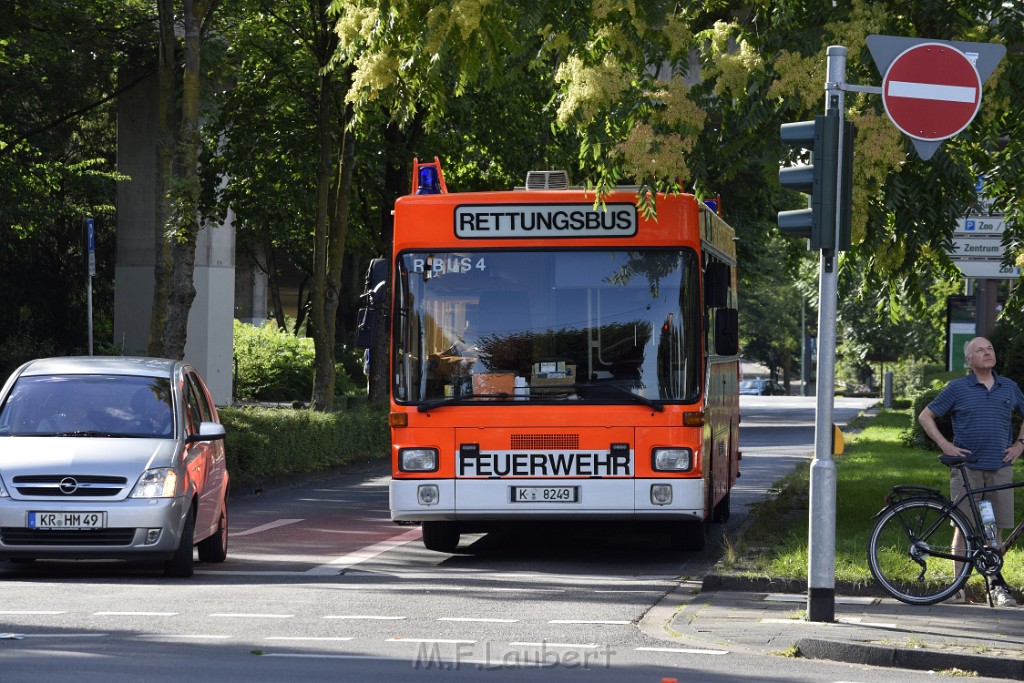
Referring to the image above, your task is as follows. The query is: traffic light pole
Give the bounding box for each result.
[807,45,849,623]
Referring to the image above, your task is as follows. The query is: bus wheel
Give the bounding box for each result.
[422,521,460,553]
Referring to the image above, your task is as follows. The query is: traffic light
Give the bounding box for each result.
[777,114,856,252]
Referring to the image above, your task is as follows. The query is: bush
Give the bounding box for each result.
[904,387,951,450]
[219,402,389,488]
[233,320,315,401]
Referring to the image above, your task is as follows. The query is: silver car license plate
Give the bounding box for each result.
[510,486,579,503]
[28,512,106,530]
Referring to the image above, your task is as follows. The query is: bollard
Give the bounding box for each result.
[883,371,893,408]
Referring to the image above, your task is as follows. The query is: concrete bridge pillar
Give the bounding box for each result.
[114,69,235,405]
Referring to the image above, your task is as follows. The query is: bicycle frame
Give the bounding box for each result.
[886,464,1024,566]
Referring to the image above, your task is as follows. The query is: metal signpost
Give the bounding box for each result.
[778,36,1004,623]
[84,217,95,356]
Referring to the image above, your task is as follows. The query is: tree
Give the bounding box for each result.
[154,0,219,359]
[0,1,154,373]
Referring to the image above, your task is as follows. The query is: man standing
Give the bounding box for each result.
[918,336,1024,606]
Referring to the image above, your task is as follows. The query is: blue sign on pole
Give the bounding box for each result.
[85,217,96,276]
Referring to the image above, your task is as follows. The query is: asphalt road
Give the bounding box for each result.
[0,396,921,683]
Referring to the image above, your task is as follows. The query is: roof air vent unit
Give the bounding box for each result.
[524,170,570,190]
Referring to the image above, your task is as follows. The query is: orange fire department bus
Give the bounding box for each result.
[358,158,740,553]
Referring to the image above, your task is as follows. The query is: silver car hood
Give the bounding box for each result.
[0,437,181,481]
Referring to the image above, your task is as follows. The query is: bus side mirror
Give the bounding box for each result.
[362,258,389,305]
[704,262,729,309]
[355,307,377,349]
[356,258,388,349]
[715,308,738,356]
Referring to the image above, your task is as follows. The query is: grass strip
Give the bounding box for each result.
[720,409,1024,590]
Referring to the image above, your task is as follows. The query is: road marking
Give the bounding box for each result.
[139,634,232,640]
[548,620,630,625]
[93,611,179,617]
[436,617,519,623]
[265,636,355,642]
[19,633,107,638]
[305,528,423,575]
[324,615,407,620]
[509,642,598,648]
[386,637,477,644]
[210,613,293,619]
[0,610,64,615]
[233,518,303,537]
[636,646,729,656]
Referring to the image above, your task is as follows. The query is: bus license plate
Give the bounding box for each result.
[510,486,579,503]
[28,512,106,530]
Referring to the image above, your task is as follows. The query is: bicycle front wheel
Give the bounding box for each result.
[867,497,974,605]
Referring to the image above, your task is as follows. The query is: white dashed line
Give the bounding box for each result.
[323,615,407,620]
[306,528,423,575]
[210,613,293,619]
[19,633,107,638]
[93,611,179,617]
[509,642,599,648]
[0,610,64,615]
[233,518,304,537]
[265,636,354,642]
[436,617,519,623]
[139,634,232,640]
[636,646,729,655]
[548,619,630,625]
[386,637,477,644]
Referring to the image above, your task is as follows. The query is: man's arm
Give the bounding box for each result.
[918,406,971,458]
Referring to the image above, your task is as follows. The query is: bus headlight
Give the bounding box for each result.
[399,448,439,472]
[652,448,692,471]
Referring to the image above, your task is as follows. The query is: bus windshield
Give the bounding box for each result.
[393,249,702,405]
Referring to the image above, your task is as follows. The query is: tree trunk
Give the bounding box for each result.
[154,0,213,360]
[309,60,335,410]
[150,0,177,356]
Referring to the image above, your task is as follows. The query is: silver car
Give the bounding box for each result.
[0,357,229,577]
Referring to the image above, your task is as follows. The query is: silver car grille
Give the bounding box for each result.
[11,475,130,497]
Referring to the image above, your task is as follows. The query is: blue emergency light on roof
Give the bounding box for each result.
[416,166,441,194]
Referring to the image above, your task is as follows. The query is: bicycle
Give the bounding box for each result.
[867,453,1024,606]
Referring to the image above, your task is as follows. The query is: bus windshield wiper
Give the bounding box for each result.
[418,393,518,412]
[574,382,664,412]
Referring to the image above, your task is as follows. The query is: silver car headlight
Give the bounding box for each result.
[652,448,692,471]
[399,448,439,472]
[132,468,179,498]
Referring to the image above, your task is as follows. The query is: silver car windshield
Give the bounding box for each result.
[0,375,174,438]
[393,249,702,405]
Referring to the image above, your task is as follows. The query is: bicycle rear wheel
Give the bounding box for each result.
[867,497,974,605]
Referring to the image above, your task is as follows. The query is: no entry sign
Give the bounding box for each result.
[882,43,981,142]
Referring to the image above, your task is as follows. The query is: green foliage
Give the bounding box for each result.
[219,403,389,487]
[904,387,950,450]
[232,320,316,401]
[729,409,1024,590]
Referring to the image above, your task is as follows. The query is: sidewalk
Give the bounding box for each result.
[642,576,1024,680]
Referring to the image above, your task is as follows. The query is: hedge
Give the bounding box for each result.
[219,402,390,490]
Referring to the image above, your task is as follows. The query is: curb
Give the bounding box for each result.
[797,637,1024,680]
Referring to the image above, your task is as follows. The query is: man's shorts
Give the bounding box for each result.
[951,466,1014,528]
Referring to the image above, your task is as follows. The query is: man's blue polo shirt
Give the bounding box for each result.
[928,371,1024,470]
